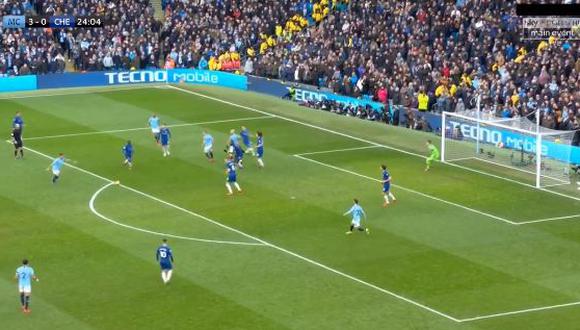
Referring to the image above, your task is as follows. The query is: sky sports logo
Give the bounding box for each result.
[521,17,580,41]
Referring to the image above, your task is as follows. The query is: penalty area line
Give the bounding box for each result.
[18,142,461,323]
[294,154,518,226]
[89,182,264,246]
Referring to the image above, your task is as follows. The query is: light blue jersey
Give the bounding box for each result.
[148,116,160,130]
[345,204,365,221]
[16,266,34,287]
[203,133,214,147]
[229,133,239,146]
[52,157,65,171]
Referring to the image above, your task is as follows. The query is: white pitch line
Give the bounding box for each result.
[24,115,272,141]
[294,154,518,225]
[167,85,580,204]
[516,214,580,225]
[458,300,580,322]
[18,142,460,323]
[295,145,381,156]
[89,182,264,246]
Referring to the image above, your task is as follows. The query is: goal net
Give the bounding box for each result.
[441,111,578,188]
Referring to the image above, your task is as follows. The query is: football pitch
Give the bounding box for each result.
[2,84,580,329]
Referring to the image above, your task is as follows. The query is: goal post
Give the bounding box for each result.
[441,111,577,189]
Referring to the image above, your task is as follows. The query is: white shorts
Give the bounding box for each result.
[19,285,31,294]
[204,145,213,153]
[151,128,160,134]
[351,218,361,228]
[52,169,60,176]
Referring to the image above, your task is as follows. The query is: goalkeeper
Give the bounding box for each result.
[425,140,440,171]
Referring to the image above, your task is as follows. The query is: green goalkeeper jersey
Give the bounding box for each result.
[428,144,440,158]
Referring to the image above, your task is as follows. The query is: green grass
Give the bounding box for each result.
[1,84,580,329]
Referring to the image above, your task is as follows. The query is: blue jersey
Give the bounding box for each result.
[13,116,23,128]
[16,265,34,287]
[345,204,365,220]
[123,143,133,159]
[382,170,391,192]
[148,117,160,130]
[203,134,213,147]
[229,133,239,146]
[52,157,65,171]
[234,144,244,161]
[226,160,237,182]
[160,128,171,145]
[256,136,264,157]
[156,245,174,269]
[240,129,251,147]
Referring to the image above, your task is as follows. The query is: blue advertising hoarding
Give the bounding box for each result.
[248,76,385,111]
[0,75,37,92]
[37,69,248,90]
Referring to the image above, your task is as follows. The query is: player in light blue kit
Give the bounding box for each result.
[156,239,174,284]
[148,114,161,144]
[381,165,396,207]
[15,259,38,313]
[256,131,264,168]
[202,131,214,162]
[48,153,66,183]
[122,140,134,169]
[228,129,240,153]
[225,155,242,195]
[343,198,369,235]
[240,126,255,156]
[160,124,171,157]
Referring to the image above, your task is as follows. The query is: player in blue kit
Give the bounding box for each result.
[122,140,134,169]
[256,131,264,168]
[202,131,214,162]
[225,156,242,195]
[240,126,254,156]
[159,124,171,157]
[148,114,161,144]
[343,199,369,235]
[15,259,38,313]
[13,111,24,132]
[48,153,66,183]
[156,239,174,284]
[381,165,396,207]
[233,143,245,169]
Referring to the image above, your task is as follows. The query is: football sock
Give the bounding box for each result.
[24,296,30,309]
[20,293,25,306]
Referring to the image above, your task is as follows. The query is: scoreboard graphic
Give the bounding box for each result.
[2,15,105,28]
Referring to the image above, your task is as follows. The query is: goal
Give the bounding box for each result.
[441,111,577,188]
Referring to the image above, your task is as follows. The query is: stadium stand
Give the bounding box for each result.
[1,0,578,132]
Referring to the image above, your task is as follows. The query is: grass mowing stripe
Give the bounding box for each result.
[294,154,518,225]
[89,182,266,246]
[16,141,462,323]
[295,145,381,156]
[23,115,272,141]
[0,85,158,100]
[168,85,580,204]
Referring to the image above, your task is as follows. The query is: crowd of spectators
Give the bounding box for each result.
[1,0,578,131]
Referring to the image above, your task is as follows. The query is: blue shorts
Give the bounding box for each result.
[257,148,264,158]
[243,141,251,148]
[383,184,390,193]
[227,174,237,183]
[124,155,132,162]
[160,262,172,270]
[161,141,169,146]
